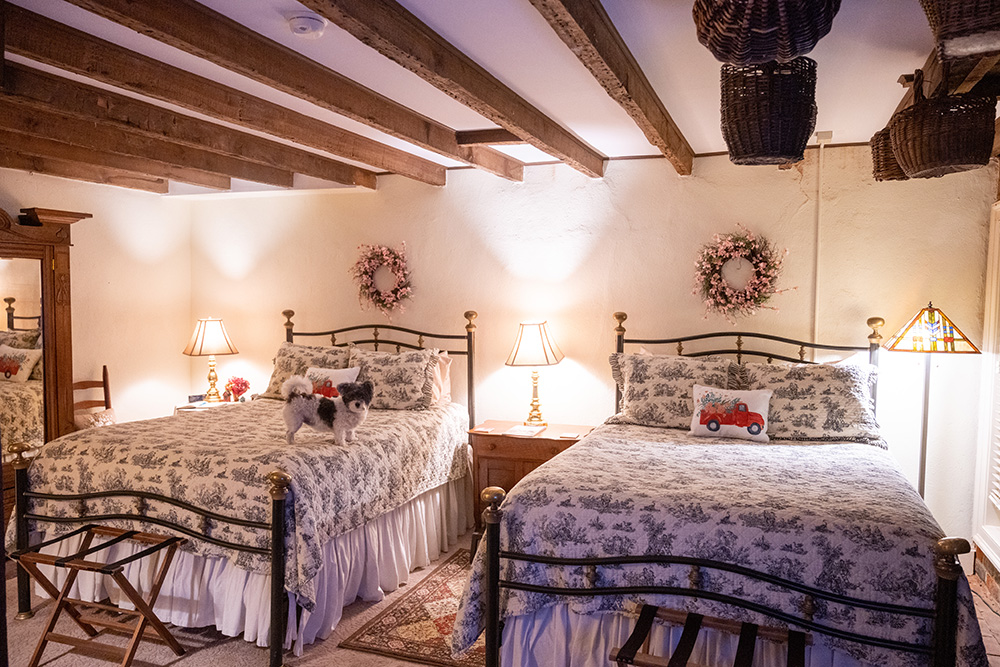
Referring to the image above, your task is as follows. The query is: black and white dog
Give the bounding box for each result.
[281,376,374,445]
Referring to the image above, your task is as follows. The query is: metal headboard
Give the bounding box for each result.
[282,309,478,429]
[612,311,885,413]
[4,297,41,331]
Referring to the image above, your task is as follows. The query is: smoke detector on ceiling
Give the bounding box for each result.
[287,12,327,39]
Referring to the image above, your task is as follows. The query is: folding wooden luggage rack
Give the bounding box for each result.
[10,525,186,667]
[612,604,811,667]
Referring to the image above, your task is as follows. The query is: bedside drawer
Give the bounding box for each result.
[473,436,573,461]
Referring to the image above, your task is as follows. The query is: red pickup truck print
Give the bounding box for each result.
[699,401,765,435]
[0,356,20,379]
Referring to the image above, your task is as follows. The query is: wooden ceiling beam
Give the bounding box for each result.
[301,0,604,177]
[58,0,522,181]
[4,6,444,186]
[456,129,524,146]
[2,62,377,190]
[0,99,294,187]
[0,150,170,193]
[0,127,231,190]
[526,0,694,175]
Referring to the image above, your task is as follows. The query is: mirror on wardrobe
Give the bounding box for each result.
[0,206,89,527]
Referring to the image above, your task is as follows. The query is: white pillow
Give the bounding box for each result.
[305,366,361,398]
[432,352,452,404]
[689,384,773,443]
[75,408,117,430]
[0,344,43,383]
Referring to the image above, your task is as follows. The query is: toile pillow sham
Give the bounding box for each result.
[348,347,438,410]
[261,341,351,399]
[737,361,879,442]
[608,353,732,429]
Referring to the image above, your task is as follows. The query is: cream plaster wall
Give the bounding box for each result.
[0,167,193,423]
[188,146,996,541]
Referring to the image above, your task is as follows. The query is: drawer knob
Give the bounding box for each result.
[550,447,560,455]
[486,442,496,451]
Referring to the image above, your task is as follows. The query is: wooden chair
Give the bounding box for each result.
[72,365,112,413]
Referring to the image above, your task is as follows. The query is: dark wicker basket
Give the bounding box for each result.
[694,0,841,65]
[870,127,909,182]
[888,69,996,179]
[721,57,817,165]
[919,0,1000,61]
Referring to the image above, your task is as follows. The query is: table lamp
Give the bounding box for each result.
[884,302,979,497]
[183,318,239,402]
[505,320,564,425]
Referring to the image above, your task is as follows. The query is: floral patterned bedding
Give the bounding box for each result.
[5,398,469,611]
[0,379,44,447]
[452,422,987,667]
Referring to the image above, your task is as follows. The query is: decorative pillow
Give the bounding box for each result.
[305,366,361,398]
[738,362,880,441]
[0,344,43,382]
[74,408,117,430]
[608,353,732,429]
[262,342,351,399]
[349,347,437,410]
[432,352,453,404]
[689,384,772,443]
[0,328,41,350]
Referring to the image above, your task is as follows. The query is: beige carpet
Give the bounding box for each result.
[2,539,471,667]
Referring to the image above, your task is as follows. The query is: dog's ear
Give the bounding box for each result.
[361,381,374,402]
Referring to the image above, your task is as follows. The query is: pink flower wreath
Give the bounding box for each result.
[351,243,413,317]
[693,226,789,321]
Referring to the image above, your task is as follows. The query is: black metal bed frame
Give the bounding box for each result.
[4,296,41,332]
[8,309,478,667]
[481,311,969,667]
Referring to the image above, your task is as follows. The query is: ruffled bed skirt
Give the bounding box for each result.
[32,474,474,655]
[501,606,867,667]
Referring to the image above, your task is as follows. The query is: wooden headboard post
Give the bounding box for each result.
[613,312,627,412]
[465,311,477,429]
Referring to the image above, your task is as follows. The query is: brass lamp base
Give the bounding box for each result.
[524,369,547,426]
[204,355,222,402]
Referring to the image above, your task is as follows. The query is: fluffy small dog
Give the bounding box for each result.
[281,376,374,445]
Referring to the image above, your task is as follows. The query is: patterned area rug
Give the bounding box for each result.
[340,549,485,667]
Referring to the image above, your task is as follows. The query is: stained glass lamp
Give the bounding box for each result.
[884,302,980,497]
[505,321,564,426]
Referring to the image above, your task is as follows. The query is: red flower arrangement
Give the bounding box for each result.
[225,376,250,402]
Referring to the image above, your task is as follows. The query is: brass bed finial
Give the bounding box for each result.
[933,537,970,581]
[464,311,478,331]
[867,317,885,346]
[282,310,295,332]
[613,312,627,334]
[7,441,33,469]
[267,470,292,501]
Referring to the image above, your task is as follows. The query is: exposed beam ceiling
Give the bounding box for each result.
[0,150,169,193]
[0,127,231,190]
[299,0,606,178]
[61,0,525,181]
[4,5,445,187]
[2,61,377,189]
[0,99,296,186]
[526,0,694,176]
[456,129,524,146]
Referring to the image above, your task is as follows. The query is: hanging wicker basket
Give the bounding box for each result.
[721,57,818,165]
[693,0,841,65]
[870,127,909,182]
[918,0,1000,61]
[888,69,996,179]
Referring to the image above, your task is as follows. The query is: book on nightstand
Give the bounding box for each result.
[502,424,546,437]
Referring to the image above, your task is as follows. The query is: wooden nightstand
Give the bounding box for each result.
[469,420,593,529]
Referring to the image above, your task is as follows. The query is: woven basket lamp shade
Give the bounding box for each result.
[869,127,909,182]
[721,57,817,165]
[693,0,841,65]
[888,69,996,179]
[919,0,1000,61]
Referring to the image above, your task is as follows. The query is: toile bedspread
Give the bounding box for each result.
[5,398,469,611]
[0,380,44,447]
[452,422,987,667]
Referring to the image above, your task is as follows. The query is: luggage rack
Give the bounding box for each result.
[10,524,186,667]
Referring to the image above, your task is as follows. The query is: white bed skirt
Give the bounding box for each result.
[501,606,868,667]
[34,474,474,654]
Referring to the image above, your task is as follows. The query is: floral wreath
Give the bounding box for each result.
[351,243,413,317]
[693,225,789,321]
